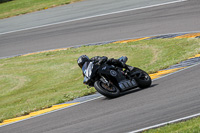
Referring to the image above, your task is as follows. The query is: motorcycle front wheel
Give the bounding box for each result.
[130,67,152,89]
[94,81,120,98]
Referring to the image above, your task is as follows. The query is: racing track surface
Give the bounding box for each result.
[0,0,181,34]
[0,0,200,58]
[1,0,200,132]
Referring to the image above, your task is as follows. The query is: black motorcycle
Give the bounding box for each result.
[81,56,152,98]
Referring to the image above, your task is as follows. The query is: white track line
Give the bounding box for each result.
[129,113,200,133]
[0,0,187,35]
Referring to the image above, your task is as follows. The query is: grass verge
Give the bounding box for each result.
[0,0,82,19]
[0,38,200,123]
[144,116,200,133]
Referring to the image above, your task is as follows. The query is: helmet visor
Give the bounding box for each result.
[82,62,89,72]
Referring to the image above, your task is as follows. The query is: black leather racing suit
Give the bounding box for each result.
[90,56,134,71]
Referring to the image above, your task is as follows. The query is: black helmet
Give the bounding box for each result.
[77,55,89,68]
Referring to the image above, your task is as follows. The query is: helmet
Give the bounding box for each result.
[77,55,89,68]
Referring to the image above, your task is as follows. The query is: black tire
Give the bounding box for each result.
[94,81,120,98]
[131,68,152,89]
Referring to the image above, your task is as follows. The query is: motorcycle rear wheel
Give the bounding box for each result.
[94,81,120,98]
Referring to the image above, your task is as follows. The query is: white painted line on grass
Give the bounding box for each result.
[0,0,187,35]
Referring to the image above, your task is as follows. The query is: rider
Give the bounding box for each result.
[77,55,134,71]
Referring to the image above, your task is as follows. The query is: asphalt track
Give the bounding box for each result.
[0,0,182,34]
[1,0,200,133]
[1,0,200,58]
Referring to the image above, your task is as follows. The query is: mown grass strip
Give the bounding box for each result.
[0,38,200,123]
[0,0,82,19]
[144,116,200,133]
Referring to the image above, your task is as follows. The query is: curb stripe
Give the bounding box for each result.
[20,32,200,57]
[0,103,79,126]
[1,32,200,59]
[113,37,150,44]
[174,32,200,38]
[149,67,186,80]
[188,54,200,59]
[22,48,70,57]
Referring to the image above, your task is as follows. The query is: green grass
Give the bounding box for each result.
[144,116,200,133]
[0,0,82,19]
[0,38,200,123]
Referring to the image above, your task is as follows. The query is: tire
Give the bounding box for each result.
[130,68,152,89]
[94,80,120,98]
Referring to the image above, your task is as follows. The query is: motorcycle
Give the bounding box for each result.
[81,56,152,98]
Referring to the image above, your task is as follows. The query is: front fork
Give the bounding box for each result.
[100,75,119,89]
[100,76,111,86]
